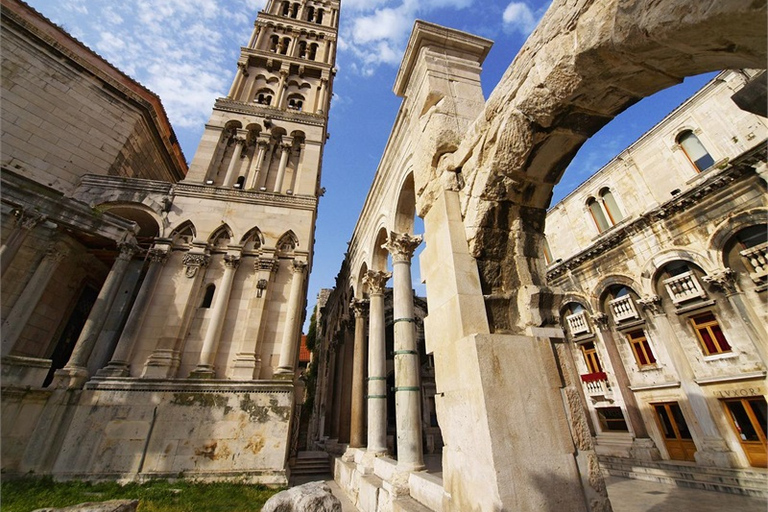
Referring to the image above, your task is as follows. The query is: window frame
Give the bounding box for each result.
[689,311,732,355]
[626,329,656,367]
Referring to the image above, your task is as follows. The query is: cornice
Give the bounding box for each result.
[256,13,337,36]
[547,143,766,280]
[173,182,318,210]
[213,98,327,128]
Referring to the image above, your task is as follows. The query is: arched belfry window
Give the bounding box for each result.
[677,130,715,172]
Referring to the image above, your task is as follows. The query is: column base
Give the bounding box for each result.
[95,362,131,378]
[51,366,89,389]
[229,354,260,380]
[141,349,180,379]
[273,367,294,380]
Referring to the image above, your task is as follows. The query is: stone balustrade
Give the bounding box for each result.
[580,371,612,400]
[566,310,591,336]
[740,241,768,283]
[663,270,708,305]
[609,295,640,323]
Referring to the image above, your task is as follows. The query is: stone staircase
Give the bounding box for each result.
[290,451,333,478]
[599,455,768,498]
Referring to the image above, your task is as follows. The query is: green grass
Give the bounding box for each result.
[0,477,283,512]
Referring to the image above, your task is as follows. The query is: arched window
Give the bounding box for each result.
[279,37,290,55]
[587,188,623,233]
[308,43,318,61]
[201,284,215,308]
[287,95,304,111]
[677,130,715,172]
[298,41,307,59]
[290,2,299,18]
[542,237,553,265]
[587,197,610,233]
[306,6,315,21]
[281,1,290,16]
[269,35,279,53]
[316,8,324,23]
[256,89,273,105]
[235,176,245,189]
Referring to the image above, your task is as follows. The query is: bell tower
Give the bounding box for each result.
[185,0,339,195]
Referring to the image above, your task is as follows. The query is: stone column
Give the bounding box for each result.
[383,231,425,471]
[591,313,660,460]
[96,246,169,377]
[142,249,210,378]
[228,62,247,98]
[254,24,267,50]
[316,78,328,114]
[638,295,737,467]
[273,140,293,193]
[349,298,369,448]
[223,132,247,187]
[364,270,391,454]
[53,242,138,387]
[275,69,289,108]
[257,142,276,190]
[190,252,241,377]
[0,210,45,276]
[330,342,345,440]
[1,239,69,356]
[230,256,278,379]
[246,137,270,189]
[275,259,307,376]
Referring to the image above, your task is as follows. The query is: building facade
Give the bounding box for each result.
[545,69,767,470]
[1,0,338,484]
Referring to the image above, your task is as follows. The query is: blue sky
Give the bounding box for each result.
[24,0,715,330]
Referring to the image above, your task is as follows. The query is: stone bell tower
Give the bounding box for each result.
[185,0,338,194]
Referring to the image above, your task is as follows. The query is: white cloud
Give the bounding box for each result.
[351,7,412,44]
[502,2,538,35]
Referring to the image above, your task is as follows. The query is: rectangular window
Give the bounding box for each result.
[626,329,656,366]
[596,407,628,432]
[580,341,603,374]
[690,312,731,355]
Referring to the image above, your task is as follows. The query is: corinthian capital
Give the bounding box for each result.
[147,248,170,264]
[383,232,422,263]
[363,270,391,295]
[637,295,663,315]
[702,268,739,294]
[183,252,210,278]
[350,298,369,318]
[224,254,241,269]
[291,259,308,274]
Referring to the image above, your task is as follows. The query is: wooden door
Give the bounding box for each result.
[653,402,697,461]
[723,397,767,468]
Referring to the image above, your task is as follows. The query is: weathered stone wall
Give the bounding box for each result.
[1,2,186,195]
[44,382,293,483]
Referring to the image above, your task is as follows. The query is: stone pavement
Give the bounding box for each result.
[294,474,767,512]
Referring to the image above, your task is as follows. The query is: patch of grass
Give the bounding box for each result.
[1,477,283,512]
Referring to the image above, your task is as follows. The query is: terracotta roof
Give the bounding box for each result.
[299,335,311,363]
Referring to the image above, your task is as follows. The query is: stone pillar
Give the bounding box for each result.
[330,342,345,440]
[204,132,229,183]
[96,246,169,377]
[53,242,138,387]
[275,259,307,376]
[230,256,278,379]
[273,140,293,193]
[254,24,267,50]
[638,295,737,467]
[246,137,270,189]
[190,252,241,377]
[383,231,425,471]
[257,142,276,190]
[275,69,288,108]
[228,63,247,98]
[591,313,660,460]
[142,248,210,378]
[349,297,369,448]
[364,270,391,454]
[1,239,69,357]
[223,132,247,187]
[0,210,45,276]
[316,78,328,114]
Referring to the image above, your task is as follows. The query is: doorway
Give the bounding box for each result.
[722,396,767,468]
[652,402,697,461]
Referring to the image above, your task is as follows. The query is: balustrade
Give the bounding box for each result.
[566,310,590,336]
[580,371,612,400]
[740,241,768,283]
[608,295,639,322]
[663,270,707,305]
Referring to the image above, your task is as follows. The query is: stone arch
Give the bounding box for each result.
[371,226,389,271]
[393,171,416,234]
[276,230,299,256]
[170,220,196,248]
[641,248,714,294]
[356,261,369,298]
[97,203,160,242]
[208,224,233,250]
[240,226,264,254]
[593,274,639,306]
[708,207,768,266]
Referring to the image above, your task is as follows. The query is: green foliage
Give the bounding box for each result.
[305,305,317,352]
[0,477,282,512]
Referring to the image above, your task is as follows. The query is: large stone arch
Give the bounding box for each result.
[413,2,766,511]
[432,0,767,335]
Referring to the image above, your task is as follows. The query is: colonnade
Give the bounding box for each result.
[324,231,426,470]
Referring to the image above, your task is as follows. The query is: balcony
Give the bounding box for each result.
[580,372,613,402]
[608,295,640,323]
[566,310,591,336]
[740,241,768,283]
[663,271,707,305]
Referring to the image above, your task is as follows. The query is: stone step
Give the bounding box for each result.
[391,496,434,512]
[599,456,768,498]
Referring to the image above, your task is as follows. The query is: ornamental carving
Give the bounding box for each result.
[148,248,170,264]
[116,241,140,261]
[224,254,241,269]
[256,257,279,273]
[350,298,369,318]
[590,313,609,330]
[637,295,663,315]
[383,232,422,263]
[291,260,308,274]
[183,253,210,278]
[363,270,391,295]
[702,268,739,294]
